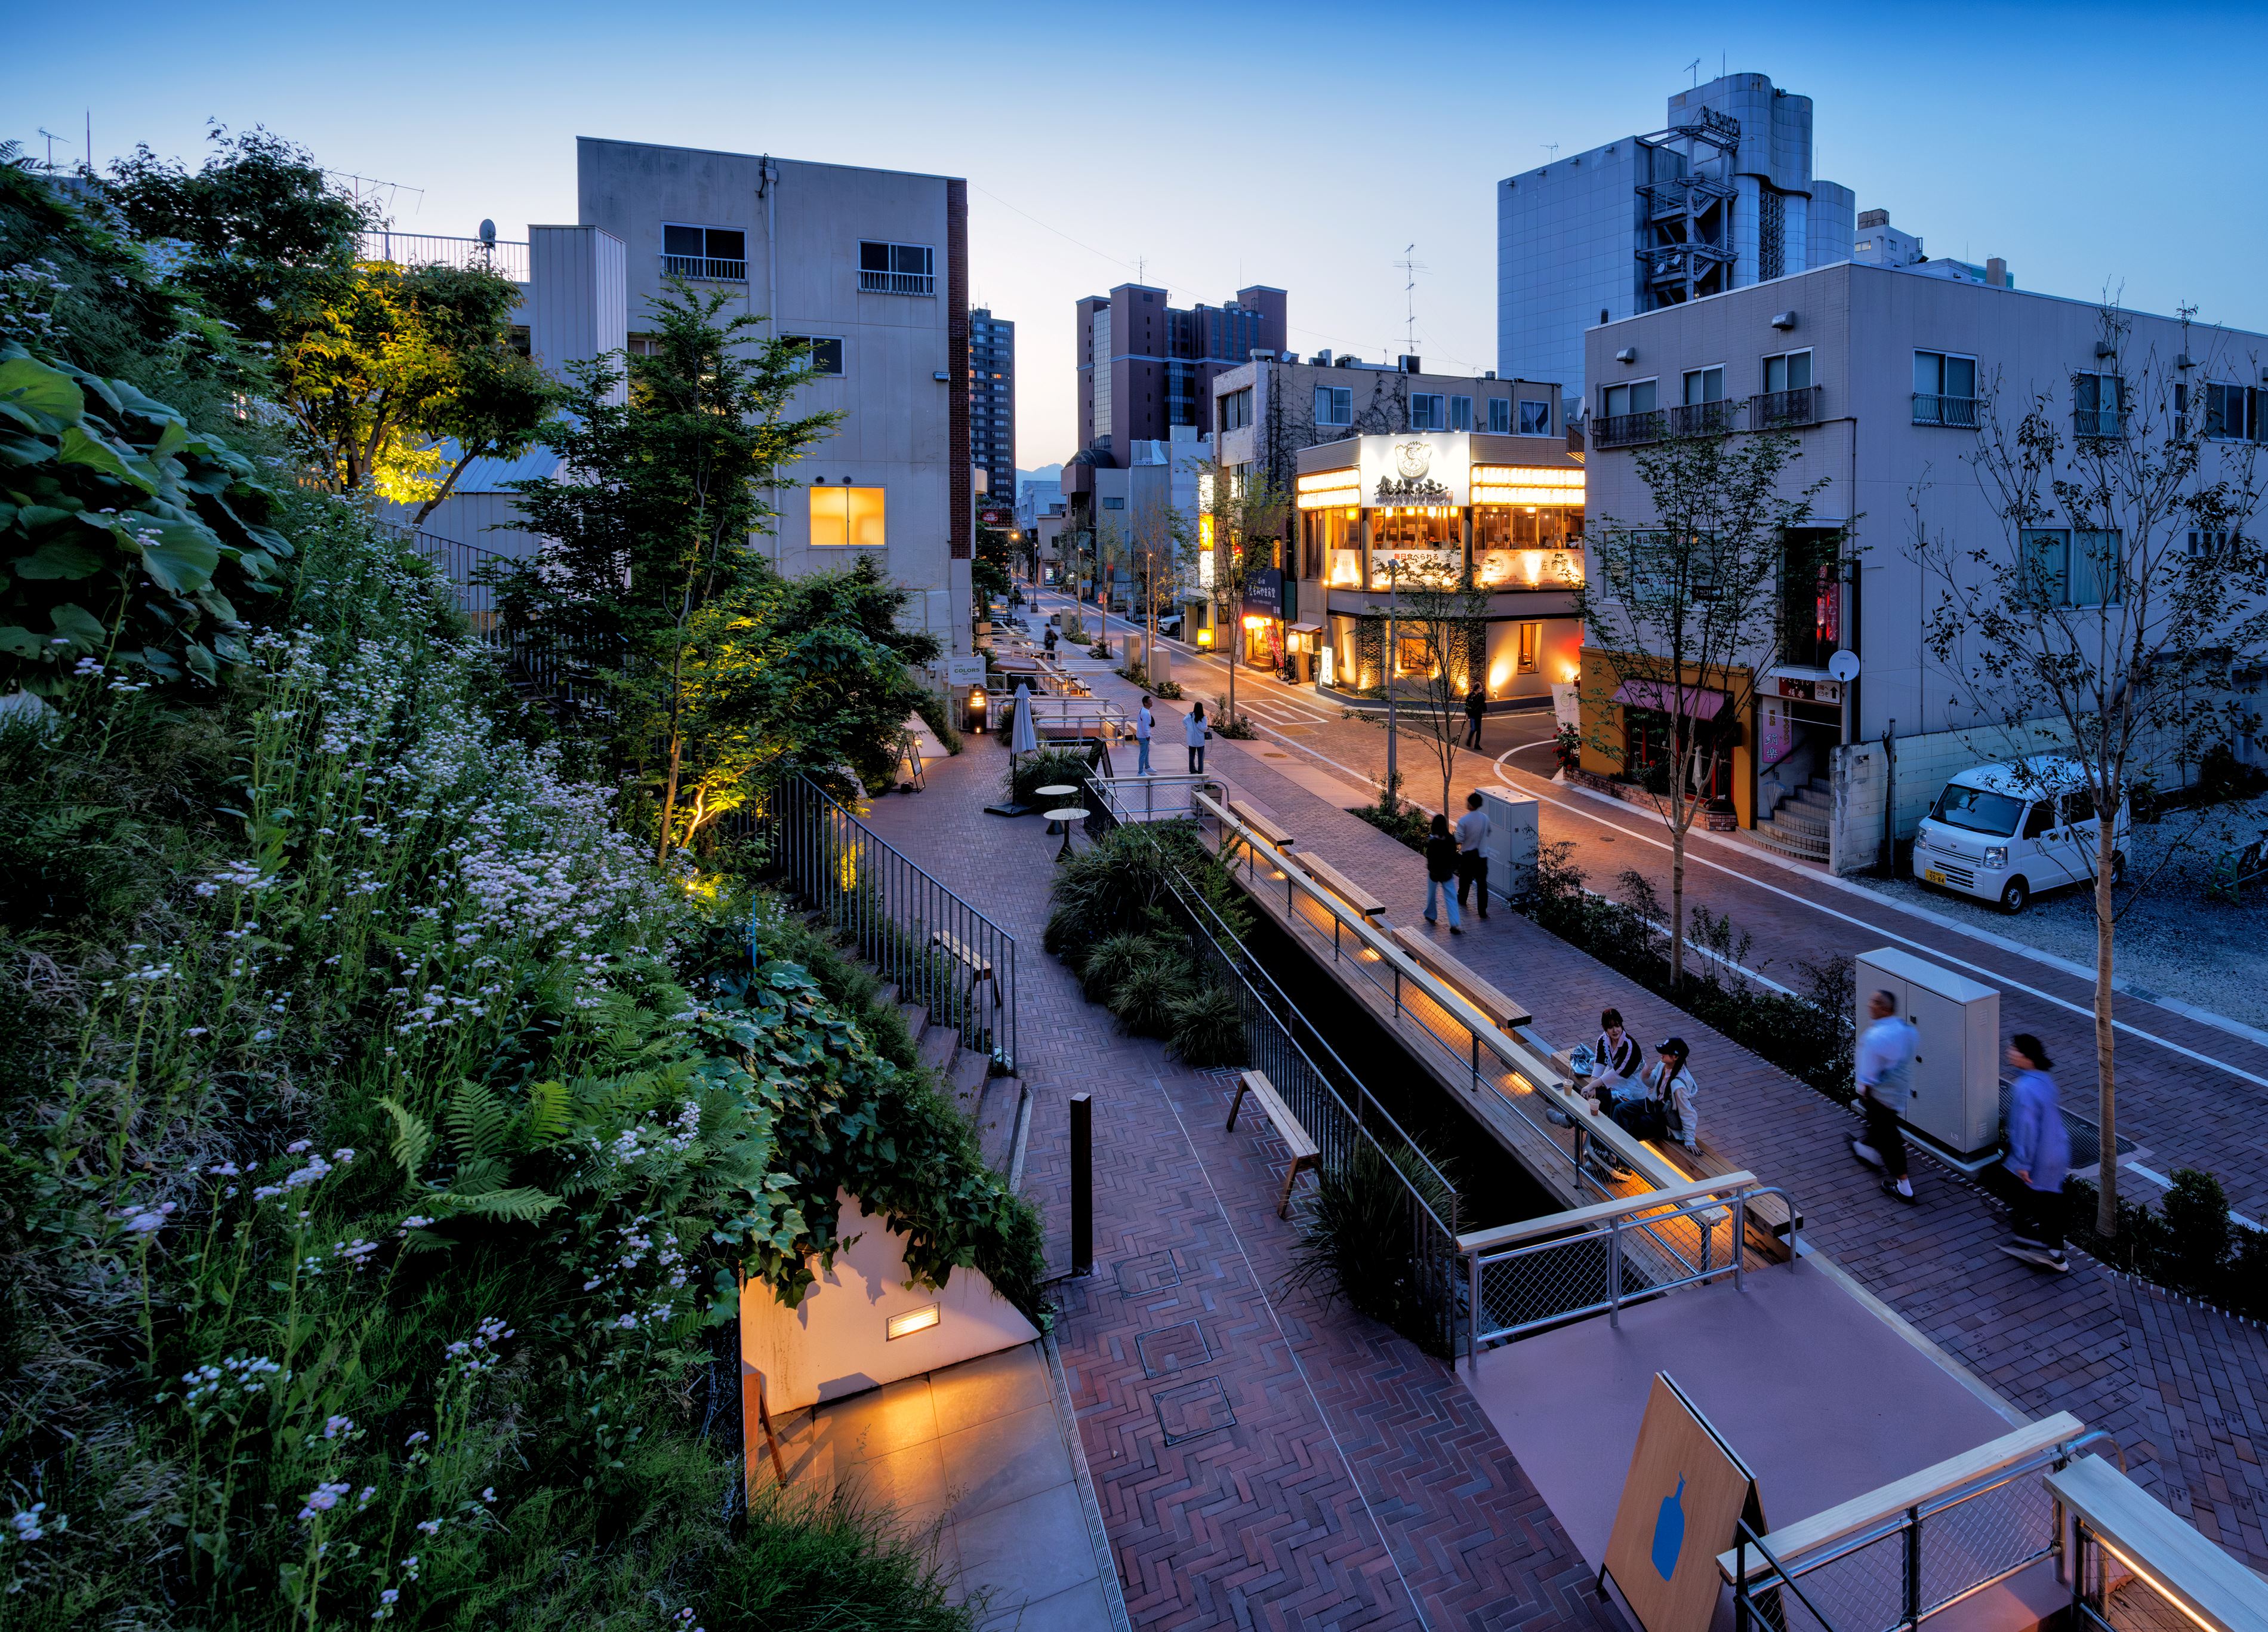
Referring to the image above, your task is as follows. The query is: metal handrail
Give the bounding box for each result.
[1669,400,1740,438]
[1750,385,1826,428]
[1086,774,1222,825]
[1594,409,1668,449]
[1912,393,1981,428]
[661,254,747,281]
[858,269,935,296]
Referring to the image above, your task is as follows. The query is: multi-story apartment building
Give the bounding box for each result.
[969,309,1015,508]
[1579,261,2268,872]
[1070,282,1286,467]
[1499,72,1855,408]
[1852,208,2013,289]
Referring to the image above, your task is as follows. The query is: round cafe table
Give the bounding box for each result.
[1043,808,1090,861]
[1033,785,1078,833]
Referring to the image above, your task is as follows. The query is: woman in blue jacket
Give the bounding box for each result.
[2002,1034,2070,1273]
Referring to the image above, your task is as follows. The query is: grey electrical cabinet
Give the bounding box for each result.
[1854,949,2002,1161]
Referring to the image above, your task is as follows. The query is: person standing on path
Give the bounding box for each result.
[1455,790,1491,919]
[2002,1035,2072,1272]
[1463,682,1485,749]
[1423,814,1463,934]
[1135,695,1154,775]
[1851,989,1921,1203]
[1184,701,1209,774]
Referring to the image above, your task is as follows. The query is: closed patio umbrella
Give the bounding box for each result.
[1010,682,1038,757]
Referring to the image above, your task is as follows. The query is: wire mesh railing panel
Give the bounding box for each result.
[1474,1231,1615,1342]
[1915,1477,2058,1618]
[1784,1526,1912,1632]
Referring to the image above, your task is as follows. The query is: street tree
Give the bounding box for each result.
[1186,458,1290,725]
[1908,305,2267,1236]
[1577,424,1835,988]
[1370,555,1494,820]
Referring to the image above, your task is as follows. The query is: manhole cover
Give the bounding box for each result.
[1135,1320,1212,1378]
[1153,1376,1235,1444]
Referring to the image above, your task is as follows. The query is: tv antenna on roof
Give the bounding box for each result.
[1542,143,1560,162]
[1397,244,1428,356]
[1687,57,1701,86]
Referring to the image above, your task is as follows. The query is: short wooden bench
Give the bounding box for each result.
[1226,1069,1321,1218]
[1292,853,1389,919]
[1389,927,1531,1032]
[930,929,1002,1009]
[1227,797,1296,851]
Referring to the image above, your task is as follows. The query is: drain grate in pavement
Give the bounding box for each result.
[1153,1376,1235,1444]
[1135,1320,1212,1378]
[1114,1250,1182,1295]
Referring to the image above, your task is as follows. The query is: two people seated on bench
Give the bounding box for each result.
[1573,1013,1700,1163]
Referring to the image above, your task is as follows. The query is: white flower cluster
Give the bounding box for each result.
[180,1353,285,1408]
[115,1199,176,1237]
[443,1315,514,1378]
[297,1480,353,1522]
[7,1501,60,1545]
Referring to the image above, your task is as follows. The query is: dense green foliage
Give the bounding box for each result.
[2063,1167,2268,1319]
[1287,1141,1454,1343]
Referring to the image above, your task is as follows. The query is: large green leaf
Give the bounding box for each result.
[134,518,221,594]
[0,626,41,659]
[11,534,106,581]
[47,603,107,651]
[58,426,159,494]
[0,356,85,426]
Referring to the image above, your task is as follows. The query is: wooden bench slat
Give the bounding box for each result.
[1389,926,1531,1030]
[1227,797,1296,850]
[1227,1070,1321,1218]
[1292,853,1389,917]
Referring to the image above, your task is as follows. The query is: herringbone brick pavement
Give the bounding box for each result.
[858,747,1617,1631]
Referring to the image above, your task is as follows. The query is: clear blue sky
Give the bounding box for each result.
[20,0,2267,466]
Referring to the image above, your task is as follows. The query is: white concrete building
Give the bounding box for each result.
[1579,261,2268,872]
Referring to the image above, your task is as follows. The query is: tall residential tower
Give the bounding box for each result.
[969,308,1014,509]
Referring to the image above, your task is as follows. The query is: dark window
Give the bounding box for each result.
[781,335,844,376]
[661,224,747,278]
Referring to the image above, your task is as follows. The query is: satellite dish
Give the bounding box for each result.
[1828,649,1862,683]
[477,218,497,246]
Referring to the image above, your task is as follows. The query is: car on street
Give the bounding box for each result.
[1912,757,2128,912]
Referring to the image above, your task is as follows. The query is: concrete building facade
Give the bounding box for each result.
[1498,72,1855,407]
[1071,282,1286,469]
[1579,261,2268,871]
[969,309,1015,510]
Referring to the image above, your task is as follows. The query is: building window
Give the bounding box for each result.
[2206,382,2264,441]
[1517,621,1541,673]
[809,485,886,549]
[1913,350,1980,426]
[1601,380,1657,418]
[858,241,935,295]
[781,335,845,376]
[1762,350,1813,393]
[1219,387,1253,431]
[1518,398,1552,435]
[1450,395,1473,431]
[1682,367,1725,405]
[1101,496,1126,510]
[1409,393,1446,430]
[2187,528,2242,561]
[2073,372,2123,438]
[1315,385,1352,426]
[1487,398,1512,434]
[661,224,747,280]
[2020,527,2122,606]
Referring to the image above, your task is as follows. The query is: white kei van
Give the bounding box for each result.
[1912,758,2130,913]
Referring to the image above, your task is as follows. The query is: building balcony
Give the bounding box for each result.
[661,253,747,281]
[1749,386,1825,429]
[2073,407,2124,439]
[859,268,936,296]
[359,231,528,283]
[1668,400,1740,438]
[1593,410,1668,449]
[1912,393,1981,428]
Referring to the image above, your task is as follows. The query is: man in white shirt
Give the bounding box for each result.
[1135,696,1154,774]
[1454,791,1491,920]
[1851,989,1921,1203]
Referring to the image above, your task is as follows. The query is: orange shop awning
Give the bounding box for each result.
[1612,679,1727,719]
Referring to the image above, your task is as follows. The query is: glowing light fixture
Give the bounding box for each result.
[886,1304,942,1341]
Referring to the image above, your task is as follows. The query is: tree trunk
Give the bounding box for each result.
[1669,810,1688,991]
[412,449,481,525]
[654,638,689,867]
[2095,819,2119,1237]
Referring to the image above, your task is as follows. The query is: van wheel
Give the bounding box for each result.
[1999,877,2030,913]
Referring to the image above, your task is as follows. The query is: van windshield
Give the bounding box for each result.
[1930,784,2023,837]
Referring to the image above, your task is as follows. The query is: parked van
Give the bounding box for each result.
[1912,758,2129,912]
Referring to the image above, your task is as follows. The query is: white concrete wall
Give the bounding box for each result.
[528,226,628,404]
[740,1190,1039,1413]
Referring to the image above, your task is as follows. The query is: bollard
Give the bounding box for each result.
[1070,1093,1093,1276]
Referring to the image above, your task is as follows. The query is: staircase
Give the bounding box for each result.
[895,983,1028,1180]
[1751,774,1832,864]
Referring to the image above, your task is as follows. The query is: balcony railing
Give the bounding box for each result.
[1669,399,1740,437]
[2073,407,2125,439]
[1750,385,1825,429]
[359,231,528,283]
[1593,409,1668,449]
[660,253,746,282]
[1913,393,1982,428]
[858,267,935,296]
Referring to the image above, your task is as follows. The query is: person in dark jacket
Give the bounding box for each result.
[1423,814,1463,933]
[1463,683,1486,748]
[2002,1034,2072,1273]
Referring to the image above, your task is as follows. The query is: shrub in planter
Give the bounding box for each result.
[1006,745,1095,807]
[1169,982,1247,1067]
[1081,931,1157,1004]
[1286,1140,1455,1353]
[1210,694,1258,738]
[1108,954,1192,1036]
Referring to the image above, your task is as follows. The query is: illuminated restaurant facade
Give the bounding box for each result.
[1288,432,1585,704]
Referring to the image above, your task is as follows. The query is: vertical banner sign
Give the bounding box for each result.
[1603,1374,1765,1632]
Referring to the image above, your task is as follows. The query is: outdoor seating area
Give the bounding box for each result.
[1224,1069,1320,1219]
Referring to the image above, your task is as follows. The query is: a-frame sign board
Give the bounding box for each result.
[1601,1374,1768,1632]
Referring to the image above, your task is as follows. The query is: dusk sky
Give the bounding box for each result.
[20,0,2268,469]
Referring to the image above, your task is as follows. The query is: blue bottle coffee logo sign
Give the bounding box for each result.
[1650,1474,1687,1581]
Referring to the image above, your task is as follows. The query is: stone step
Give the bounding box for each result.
[945,1044,991,1117]
[1771,804,1829,836]
[974,1076,1025,1175]
[1792,786,1833,811]
[917,1021,959,1078]
[897,1001,929,1044]
[1752,819,1830,861]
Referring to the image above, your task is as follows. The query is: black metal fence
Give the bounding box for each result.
[378,519,507,632]
[756,775,1019,1075]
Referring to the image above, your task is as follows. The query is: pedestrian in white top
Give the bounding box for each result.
[1135,696,1154,775]
[1850,989,1921,1203]
[1454,791,1491,920]
[1184,701,1209,774]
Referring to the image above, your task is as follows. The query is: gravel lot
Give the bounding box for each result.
[1855,793,2268,1029]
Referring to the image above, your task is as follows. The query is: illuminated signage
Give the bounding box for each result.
[1295,468,1360,510]
[1356,435,1469,509]
[1471,464,1586,508]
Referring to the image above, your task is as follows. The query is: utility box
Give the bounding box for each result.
[1855,948,2001,1161]
[1147,646,1173,688]
[1477,786,1539,903]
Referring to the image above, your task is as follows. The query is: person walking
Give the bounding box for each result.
[1184,701,1209,774]
[1850,988,1921,1203]
[1423,814,1463,934]
[1135,695,1154,775]
[1043,624,1058,657]
[2002,1035,2071,1272]
[1455,790,1491,919]
[1463,682,1486,749]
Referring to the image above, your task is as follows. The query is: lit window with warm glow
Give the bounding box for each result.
[810,486,886,549]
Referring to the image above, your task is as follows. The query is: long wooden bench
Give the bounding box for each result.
[1389,927,1532,1032]
[1227,797,1296,851]
[930,929,1002,1010]
[1291,853,1389,919]
[1226,1070,1320,1218]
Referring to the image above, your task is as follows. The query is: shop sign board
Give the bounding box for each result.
[1241,567,1284,620]
[1358,433,1471,509]
[1603,1374,1764,1632]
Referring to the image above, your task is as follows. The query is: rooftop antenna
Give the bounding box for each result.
[1687,57,1700,87]
[1397,244,1427,356]
[38,128,60,173]
[1542,143,1560,162]
[1135,255,1145,285]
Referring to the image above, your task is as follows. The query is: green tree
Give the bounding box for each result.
[1186,459,1288,723]
[1370,555,1493,820]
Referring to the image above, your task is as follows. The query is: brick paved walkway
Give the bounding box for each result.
[858,747,1616,1631]
[1045,592,2268,1221]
